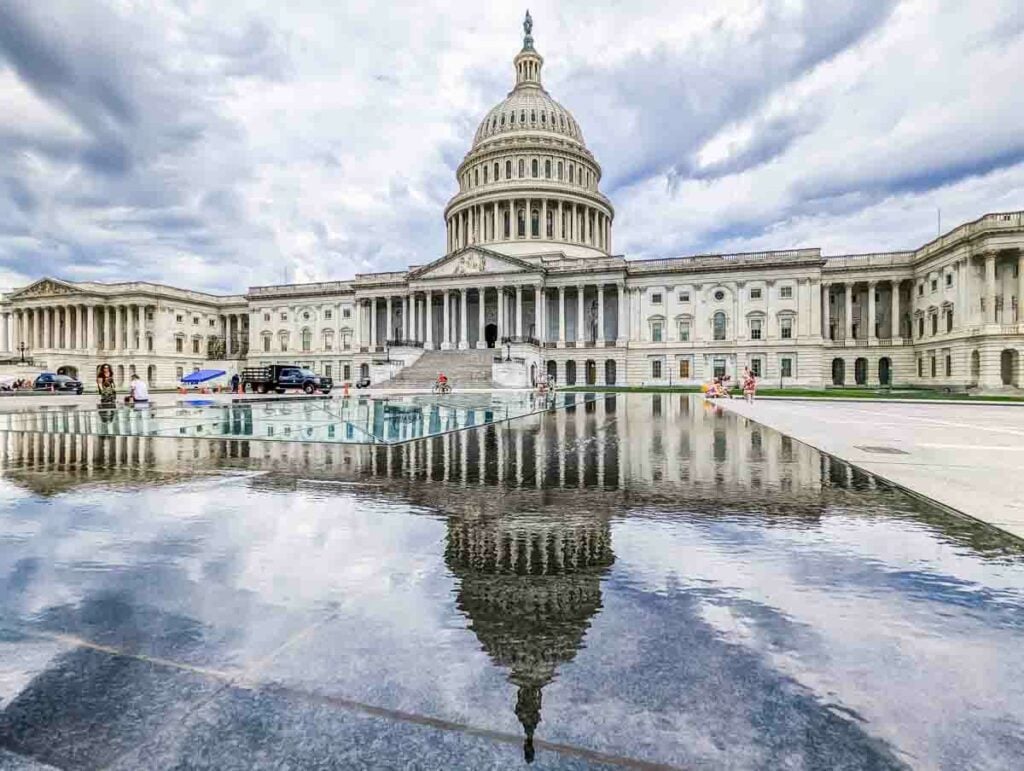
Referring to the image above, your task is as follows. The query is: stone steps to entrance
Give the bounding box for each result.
[386,348,496,388]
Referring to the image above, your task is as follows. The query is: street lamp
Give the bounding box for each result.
[504,340,511,362]
[17,342,27,364]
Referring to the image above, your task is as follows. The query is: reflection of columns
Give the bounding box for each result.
[867,281,877,341]
[558,287,566,346]
[424,291,433,349]
[890,281,900,338]
[844,284,853,340]
[477,288,486,349]
[597,284,605,343]
[515,286,523,337]
[576,285,585,343]
[984,252,997,325]
[459,289,469,350]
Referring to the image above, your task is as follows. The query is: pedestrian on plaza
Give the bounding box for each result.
[743,368,757,404]
[129,373,150,406]
[230,372,240,394]
[96,363,116,408]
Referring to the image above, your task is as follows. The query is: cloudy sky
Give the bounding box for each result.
[1,0,1022,293]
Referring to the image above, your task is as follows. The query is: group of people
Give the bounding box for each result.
[704,368,759,403]
[95,363,149,408]
[1,378,34,391]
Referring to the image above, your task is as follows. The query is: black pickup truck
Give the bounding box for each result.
[240,365,333,395]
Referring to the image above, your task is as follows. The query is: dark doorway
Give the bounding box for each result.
[854,357,868,385]
[565,360,577,386]
[485,323,498,348]
[530,363,537,386]
[878,357,891,386]
[1001,349,1017,386]
[56,365,78,378]
[831,358,845,386]
[585,360,597,385]
[605,359,616,385]
[546,360,557,383]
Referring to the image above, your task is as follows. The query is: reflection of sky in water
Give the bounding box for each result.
[0,394,1023,769]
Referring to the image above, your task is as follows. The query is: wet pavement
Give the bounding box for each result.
[1,394,1023,769]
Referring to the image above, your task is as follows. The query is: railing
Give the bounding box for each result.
[386,339,423,348]
[500,336,540,346]
[493,356,526,364]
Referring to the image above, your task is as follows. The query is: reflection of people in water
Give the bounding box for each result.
[445,515,614,763]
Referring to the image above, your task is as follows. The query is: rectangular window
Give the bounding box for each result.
[679,291,690,302]
[280,313,287,321]
[679,322,690,341]
[751,358,762,377]
[343,308,351,319]
[325,310,332,320]
[946,312,953,333]
[918,284,924,296]
[263,313,270,322]
[175,338,183,353]
[176,314,183,323]
[176,366,183,380]
[931,315,938,335]
[750,288,762,300]
[918,317,924,337]
[651,322,663,342]
[780,317,793,339]
[193,317,199,325]
[713,358,726,379]
[192,338,199,354]
[651,293,662,304]
[930,356,936,377]
[918,358,924,377]
[946,273,952,287]
[780,286,793,299]
[931,279,937,292]
[679,359,690,379]
[263,336,270,352]
[651,360,662,379]
[749,318,762,340]
[343,364,351,381]
[324,365,332,379]
[209,319,216,327]
[781,357,793,378]
[945,355,952,376]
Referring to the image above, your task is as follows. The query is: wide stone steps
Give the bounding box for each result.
[386,349,497,388]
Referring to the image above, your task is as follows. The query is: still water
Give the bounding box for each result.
[0,394,1022,770]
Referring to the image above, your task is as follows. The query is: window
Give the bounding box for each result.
[343,308,351,319]
[713,358,726,379]
[780,286,793,299]
[713,311,727,340]
[323,331,333,351]
[714,289,725,301]
[531,159,538,178]
[679,291,690,302]
[263,313,270,322]
[531,209,539,237]
[506,160,512,178]
[280,313,287,321]
[176,366,184,380]
[751,358,762,377]
[651,293,662,304]
[946,273,952,287]
[918,317,925,337]
[651,360,662,379]
[546,210,554,238]
[557,162,563,180]
[504,210,511,238]
[780,316,793,339]
[483,166,488,184]
[750,287,762,300]
[678,321,690,341]
[176,314,183,323]
[749,318,762,340]
[945,354,952,376]
[493,162,498,179]
[651,321,663,342]
[781,357,793,378]
[325,310,332,320]
[930,355,936,377]
[518,159,525,177]
[324,364,332,379]
[946,311,953,333]
[679,359,690,378]
[303,311,310,321]
[931,315,938,335]
[192,317,199,325]
[280,334,288,352]
[263,335,271,352]
[175,337,183,353]
[918,284,924,296]
[931,279,937,292]
[343,364,351,381]
[209,319,216,327]
[301,329,312,352]
[544,159,551,178]
[192,338,200,354]
[918,358,924,377]
[517,208,526,237]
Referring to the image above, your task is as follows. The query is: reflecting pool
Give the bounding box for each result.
[1,394,1023,769]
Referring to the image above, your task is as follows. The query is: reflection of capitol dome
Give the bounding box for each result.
[445,514,614,762]
[444,12,615,259]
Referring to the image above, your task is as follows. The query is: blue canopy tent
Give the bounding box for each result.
[180,369,226,385]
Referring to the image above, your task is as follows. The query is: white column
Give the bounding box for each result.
[404,295,411,340]
[442,290,451,349]
[985,253,997,325]
[558,286,566,346]
[534,286,542,341]
[868,281,877,341]
[0,312,7,353]
[1017,251,1024,323]
[496,289,505,341]
[844,284,853,340]
[576,285,585,343]
[370,298,378,348]
[128,304,137,351]
[385,296,393,343]
[891,281,900,338]
[515,286,523,337]
[459,289,469,349]
[617,283,627,343]
[425,291,434,349]
[597,284,606,342]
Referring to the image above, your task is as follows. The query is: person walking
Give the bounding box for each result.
[96,363,116,408]
[230,372,240,394]
[743,368,758,404]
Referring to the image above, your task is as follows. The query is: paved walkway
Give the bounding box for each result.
[720,398,1024,540]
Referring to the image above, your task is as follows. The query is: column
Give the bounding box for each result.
[370,298,378,348]
[558,286,566,346]
[844,284,853,340]
[617,283,627,343]
[477,288,486,348]
[576,285,585,343]
[442,290,451,349]
[597,284,605,343]
[1017,251,1024,323]
[515,286,523,337]
[128,304,136,351]
[867,281,877,341]
[984,253,997,325]
[425,291,433,349]
[890,281,900,338]
[557,200,564,240]
[534,286,542,341]
[459,289,469,349]
[541,199,548,240]
[48,308,55,349]
[0,312,7,353]
[385,296,393,343]
[821,283,829,338]
[403,295,411,340]
[496,289,505,341]
[492,204,499,244]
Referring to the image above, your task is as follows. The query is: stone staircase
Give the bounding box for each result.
[385,348,496,389]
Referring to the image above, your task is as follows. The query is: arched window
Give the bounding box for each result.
[301,328,312,352]
[713,312,727,341]
[569,164,574,183]
[279,331,289,352]
[510,112,515,124]
[531,110,536,123]
[474,168,479,186]
[546,209,554,238]
[520,110,526,123]
[531,209,539,237]
[544,159,551,178]
[262,333,271,353]
[557,161,563,180]
[541,112,546,124]
[517,208,526,238]
[531,159,538,177]
[505,160,512,179]
[493,162,499,180]
[503,209,511,239]
[518,159,525,177]
[483,166,488,183]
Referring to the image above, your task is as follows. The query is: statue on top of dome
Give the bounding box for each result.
[523,10,534,49]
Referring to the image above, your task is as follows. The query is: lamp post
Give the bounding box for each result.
[504,341,511,362]
[17,342,27,364]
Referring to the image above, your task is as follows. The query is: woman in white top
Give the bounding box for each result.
[129,374,150,404]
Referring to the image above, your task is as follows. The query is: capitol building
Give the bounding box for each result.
[1,16,1023,391]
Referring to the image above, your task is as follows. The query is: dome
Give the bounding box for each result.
[473,89,585,148]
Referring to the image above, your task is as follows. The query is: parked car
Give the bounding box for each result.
[240,365,332,395]
[355,376,371,388]
[33,372,84,395]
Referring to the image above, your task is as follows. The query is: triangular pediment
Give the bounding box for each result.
[9,277,81,299]
[409,247,543,281]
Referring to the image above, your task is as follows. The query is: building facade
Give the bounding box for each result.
[2,17,1023,390]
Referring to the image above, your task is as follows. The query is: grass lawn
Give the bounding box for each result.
[562,385,1024,402]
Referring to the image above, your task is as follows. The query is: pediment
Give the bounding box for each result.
[10,278,81,299]
[409,247,542,281]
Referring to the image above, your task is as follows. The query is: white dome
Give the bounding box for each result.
[473,89,585,148]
